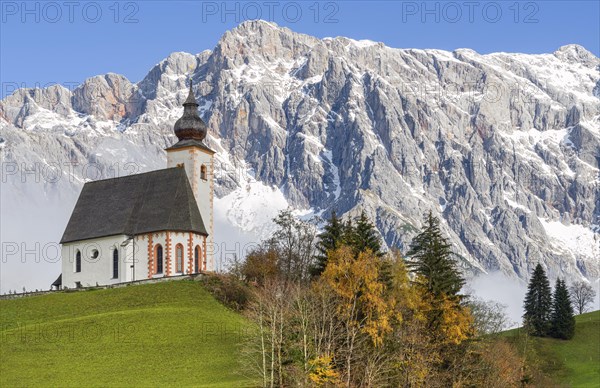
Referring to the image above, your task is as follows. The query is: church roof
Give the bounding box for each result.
[60,167,207,244]
[51,274,62,287]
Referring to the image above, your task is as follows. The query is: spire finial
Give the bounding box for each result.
[173,76,206,142]
[184,78,198,106]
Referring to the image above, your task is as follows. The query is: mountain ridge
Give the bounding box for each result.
[1,20,598,291]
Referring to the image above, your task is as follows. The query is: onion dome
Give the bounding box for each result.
[174,81,207,141]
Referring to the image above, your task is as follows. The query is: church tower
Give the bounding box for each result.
[166,82,215,271]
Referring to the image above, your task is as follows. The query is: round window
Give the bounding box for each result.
[91,249,99,259]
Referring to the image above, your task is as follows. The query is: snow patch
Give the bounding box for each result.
[321,149,341,200]
[539,218,600,259]
[214,164,290,240]
[350,39,379,48]
[503,193,531,213]
[198,99,213,116]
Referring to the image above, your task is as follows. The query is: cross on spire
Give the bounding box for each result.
[184,78,197,106]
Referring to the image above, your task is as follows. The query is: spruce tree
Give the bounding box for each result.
[341,218,355,243]
[405,211,465,298]
[550,279,576,340]
[313,210,385,277]
[523,263,553,337]
[311,210,344,276]
[349,211,384,257]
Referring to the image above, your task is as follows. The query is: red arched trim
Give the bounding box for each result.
[194,245,201,274]
[154,244,163,274]
[175,243,184,273]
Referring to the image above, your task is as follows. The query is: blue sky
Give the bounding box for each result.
[1,1,598,98]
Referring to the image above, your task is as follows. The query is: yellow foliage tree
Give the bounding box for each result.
[436,295,475,345]
[387,252,439,386]
[321,246,393,385]
[323,246,392,347]
[308,354,341,387]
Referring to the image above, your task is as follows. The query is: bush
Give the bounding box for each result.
[198,273,250,311]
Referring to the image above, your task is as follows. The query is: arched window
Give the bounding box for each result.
[155,244,163,274]
[200,165,207,180]
[112,249,119,279]
[75,250,81,273]
[175,244,184,273]
[194,245,201,273]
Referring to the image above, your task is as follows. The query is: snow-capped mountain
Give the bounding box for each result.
[1,21,599,292]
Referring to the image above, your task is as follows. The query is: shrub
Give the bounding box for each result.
[198,274,250,311]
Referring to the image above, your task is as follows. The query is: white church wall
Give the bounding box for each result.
[61,235,129,288]
[134,231,207,280]
[61,231,208,288]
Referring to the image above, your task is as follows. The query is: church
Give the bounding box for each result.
[58,83,215,289]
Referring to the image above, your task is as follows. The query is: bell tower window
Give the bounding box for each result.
[200,165,207,180]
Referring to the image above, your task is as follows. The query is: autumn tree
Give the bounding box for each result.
[241,210,524,386]
[523,264,552,336]
[321,246,392,386]
[242,245,280,285]
[308,354,341,387]
[569,280,596,315]
[385,252,436,386]
[446,338,524,387]
[242,279,343,387]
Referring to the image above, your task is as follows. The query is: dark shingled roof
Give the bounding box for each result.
[60,167,207,244]
[51,274,62,287]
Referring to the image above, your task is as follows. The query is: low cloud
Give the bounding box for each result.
[466,272,528,328]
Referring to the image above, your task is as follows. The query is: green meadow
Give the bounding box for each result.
[504,310,600,387]
[0,281,256,387]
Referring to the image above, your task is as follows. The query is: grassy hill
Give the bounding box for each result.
[0,280,256,387]
[504,310,600,387]
[3,280,597,387]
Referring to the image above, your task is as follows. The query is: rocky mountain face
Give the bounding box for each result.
[1,21,598,288]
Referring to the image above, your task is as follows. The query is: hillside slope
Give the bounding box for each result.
[0,281,255,387]
[505,310,600,387]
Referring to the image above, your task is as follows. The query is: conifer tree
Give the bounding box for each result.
[523,263,553,337]
[550,279,576,340]
[341,217,355,243]
[311,210,344,276]
[405,211,465,298]
[348,210,384,257]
